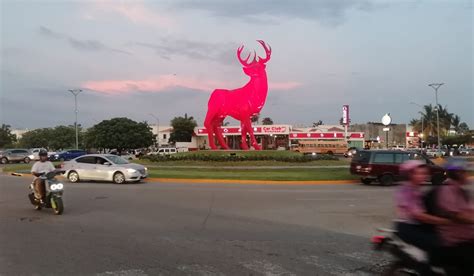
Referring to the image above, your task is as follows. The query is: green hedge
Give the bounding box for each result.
[140,150,338,162]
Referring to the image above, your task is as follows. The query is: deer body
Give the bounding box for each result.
[204,40,271,150]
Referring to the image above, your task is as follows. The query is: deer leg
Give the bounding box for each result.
[244,119,261,150]
[204,114,218,150]
[214,120,230,150]
[239,122,249,150]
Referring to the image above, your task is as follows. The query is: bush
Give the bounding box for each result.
[140,150,339,163]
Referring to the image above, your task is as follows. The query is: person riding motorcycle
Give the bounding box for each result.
[433,158,474,276]
[394,160,452,275]
[31,150,55,204]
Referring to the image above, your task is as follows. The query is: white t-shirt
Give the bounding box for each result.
[31,161,55,178]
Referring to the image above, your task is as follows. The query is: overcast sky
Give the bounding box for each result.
[1,0,472,129]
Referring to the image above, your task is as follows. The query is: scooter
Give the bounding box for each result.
[28,170,65,215]
[372,227,458,275]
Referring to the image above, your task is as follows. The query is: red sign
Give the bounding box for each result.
[262,126,287,133]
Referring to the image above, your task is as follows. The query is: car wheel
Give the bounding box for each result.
[68,171,80,183]
[361,178,372,185]
[24,157,30,164]
[379,174,394,186]
[113,172,126,184]
[1,157,8,164]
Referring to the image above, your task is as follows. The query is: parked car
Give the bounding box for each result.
[350,150,445,186]
[29,148,48,160]
[50,149,87,161]
[459,148,473,155]
[147,147,177,156]
[63,154,148,184]
[0,149,32,164]
[425,149,445,158]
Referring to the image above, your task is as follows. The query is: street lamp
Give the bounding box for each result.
[149,113,160,148]
[428,83,444,150]
[68,89,82,149]
[409,102,425,144]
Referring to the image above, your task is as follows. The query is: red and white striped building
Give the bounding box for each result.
[193,125,365,150]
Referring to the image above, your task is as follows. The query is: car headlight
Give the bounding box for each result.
[29,154,35,159]
[127,168,137,173]
[145,167,148,171]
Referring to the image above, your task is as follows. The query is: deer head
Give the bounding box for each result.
[237,40,271,77]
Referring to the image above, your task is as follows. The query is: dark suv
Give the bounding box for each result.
[350,150,445,186]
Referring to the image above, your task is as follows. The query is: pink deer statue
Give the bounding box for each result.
[204,40,272,150]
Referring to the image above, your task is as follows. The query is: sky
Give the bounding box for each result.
[1,0,472,129]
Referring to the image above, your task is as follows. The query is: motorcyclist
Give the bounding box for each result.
[394,160,452,275]
[31,150,55,204]
[434,158,474,276]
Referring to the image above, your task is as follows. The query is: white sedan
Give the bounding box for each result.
[63,154,148,184]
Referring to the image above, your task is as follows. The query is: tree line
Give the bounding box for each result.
[409,104,471,146]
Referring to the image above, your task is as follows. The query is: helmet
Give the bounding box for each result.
[400,160,426,176]
[39,150,48,157]
[444,157,468,171]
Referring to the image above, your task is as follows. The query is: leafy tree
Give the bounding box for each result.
[170,114,197,143]
[313,120,323,127]
[85,118,155,152]
[0,124,17,148]
[261,117,274,125]
[19,128,52,148]
[49,126,77,150]
[458,122,470,134]
[251,114,259,124]
[19,125,82,150]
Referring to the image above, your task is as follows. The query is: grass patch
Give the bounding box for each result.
[147,167,358,181]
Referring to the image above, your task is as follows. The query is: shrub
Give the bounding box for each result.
[140,151,339,163]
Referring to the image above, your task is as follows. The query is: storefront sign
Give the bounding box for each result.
[342,105,350,125]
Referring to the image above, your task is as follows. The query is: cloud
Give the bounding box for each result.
[82,75,302,94]
[38,26,131,55]
[170,0,376,26]
[83,0,174,28]
[135,38,237,65]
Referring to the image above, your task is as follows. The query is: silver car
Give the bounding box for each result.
[63,154,148,184]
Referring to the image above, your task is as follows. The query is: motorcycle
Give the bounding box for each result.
[28,170,65,215]
[372,227,458,276]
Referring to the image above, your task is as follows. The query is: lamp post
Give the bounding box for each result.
[68,89,82,149]
[149,113,160,148]
[428,83,444,150]
[409,102,425,144]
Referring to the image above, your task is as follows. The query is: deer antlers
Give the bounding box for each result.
[237,40,272,67]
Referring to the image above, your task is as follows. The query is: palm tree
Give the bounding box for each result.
[451,114,461,134]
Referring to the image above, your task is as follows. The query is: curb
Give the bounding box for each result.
[145,178,359,185]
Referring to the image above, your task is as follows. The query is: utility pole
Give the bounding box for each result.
[68,89,82,149]
[428,83,444,150]
[149,113,160,148]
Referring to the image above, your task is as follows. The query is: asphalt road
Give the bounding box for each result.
[1,174,409,275]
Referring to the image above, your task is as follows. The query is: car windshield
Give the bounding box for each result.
[106,155,129,165]
[353,151,371,164]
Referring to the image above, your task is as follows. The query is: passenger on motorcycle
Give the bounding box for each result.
[31,150,55,204]
[394,160,452,272]
[434,158,474,276]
